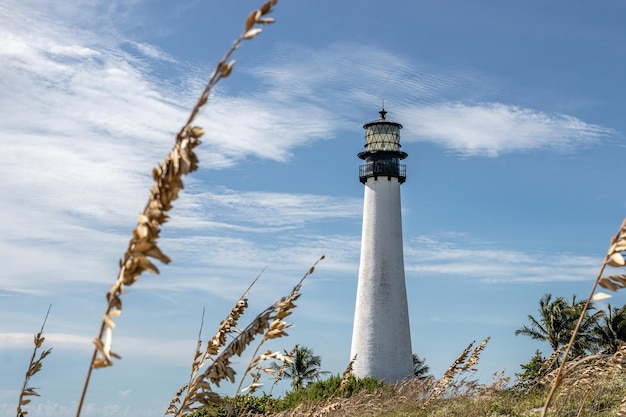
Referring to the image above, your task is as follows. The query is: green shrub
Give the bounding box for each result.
[187,393,276,417]
[273,374,384,411]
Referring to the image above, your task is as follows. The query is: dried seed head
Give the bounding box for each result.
[260,0,278,15]
[243,28,262,40]
[219,60,236,78]
[244,10,261,31]
[190,126,205,139]
[609,252,626,267]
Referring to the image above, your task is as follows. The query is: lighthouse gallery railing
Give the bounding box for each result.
[359,161,406,183]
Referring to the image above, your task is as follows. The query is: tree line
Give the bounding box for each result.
[515,293,626,385]
[516,293,626,356]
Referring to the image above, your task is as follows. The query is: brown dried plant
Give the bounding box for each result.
[299,354,359,417]
[268,344,299,397]
[520,346,564,391]
[278,376,434,417]
[75,1,279,416]
[538,345,626,416]
[168,256,323,416]
[338,354,357,394]
[420,337,490,412]
[235,257,324,397]
[541,216,626,417]
[16,305,52,417]
[460,336,490,373]
[166,273,260,416]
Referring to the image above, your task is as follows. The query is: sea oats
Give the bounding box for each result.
[75,1,280,416]
[541,216,626,417]
[16,306,52,417]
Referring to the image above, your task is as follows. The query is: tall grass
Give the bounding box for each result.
[12,0,626,415]
[16,305,52,417]
[74,1,279,416]
[540,216,626,416]
[166,257,324,416]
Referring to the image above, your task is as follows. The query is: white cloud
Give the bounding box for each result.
[169,187,361,229]
[0,332,91,349]
[0,331,193,364]
[0,0,609,300]
[251,42,616,156]
[127,41,176,63]
[118,389,132,398]
[398,102,615,156]
[404,235,600,283]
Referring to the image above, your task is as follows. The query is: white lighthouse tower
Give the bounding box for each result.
[350,109,413,382]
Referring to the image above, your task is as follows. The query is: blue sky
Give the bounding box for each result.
[1,0,626,415]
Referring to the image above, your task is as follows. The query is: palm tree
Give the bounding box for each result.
[594,304,626,354]
[515,293,602,359]
[516,294,572,353]
[280,346,328,390]
[566,295,604,356]
[412,354,430,379]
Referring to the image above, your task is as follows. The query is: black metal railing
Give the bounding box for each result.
[359,161,406,183]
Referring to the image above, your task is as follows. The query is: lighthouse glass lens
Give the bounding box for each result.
[365,124,400,152]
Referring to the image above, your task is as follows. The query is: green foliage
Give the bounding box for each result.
[514,349,549,390]
[412,354,430,379]
[187,374,383,416]
[273,374,383,412]
[277,346,328,390]
[594,304,626,354]
[515,293,603,357]
[186,393,276,417]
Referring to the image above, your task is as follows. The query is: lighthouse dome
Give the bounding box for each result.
[362,109,403,153]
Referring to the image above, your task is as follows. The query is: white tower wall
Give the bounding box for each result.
[350,176,413,382]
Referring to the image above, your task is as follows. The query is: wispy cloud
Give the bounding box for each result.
[404,235,600,283]
[0,1,608,298]
[251,42,616,156]
[0,332,91,350]
[125,41,176,63]
[0,331,192,364]
[398,102,616,156]
[170,187,362,229]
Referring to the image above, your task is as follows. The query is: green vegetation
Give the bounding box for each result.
[273,346,329,390]
[12,0,626,415]
[412,354,430,379]
[184,368,626,416]
[595,304,626,354]
[515,293,604,358]
[186,375,384,416]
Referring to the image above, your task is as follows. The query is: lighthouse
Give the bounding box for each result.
[350,109,413,382]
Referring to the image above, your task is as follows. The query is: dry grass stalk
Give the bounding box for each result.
[518,346,565,391]
[303,355,359,417]
[235,257,324,396]
[541,216,626,417]
[239,349,293,395]
[542,345,626,409]
[16,305,52,417]
[279,378,433,417]
[614,346,626,417]
[172,256,323,416]
[461,336,490,373]
[269,344,299,397]
[75,1,279,416]
[617,395,626,417]
[338,355,357,393]
[166,273,262,415]
[538,346,565,377]
[420,338,491,412]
